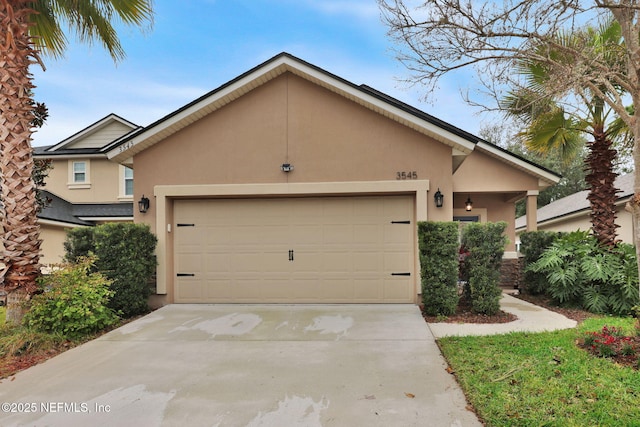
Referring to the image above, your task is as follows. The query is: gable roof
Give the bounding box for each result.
[515,173,634,229]
[104,52,559,185]
[38,114,140,156]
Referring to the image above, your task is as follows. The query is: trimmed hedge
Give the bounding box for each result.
[418,221,459,316]
[64,223,157,318]
[461,222,508,315]
[519,230,562,295]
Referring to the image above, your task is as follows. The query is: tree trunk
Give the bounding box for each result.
[585,128,619,246]
[0,0,42,323]
[5,287,28,324]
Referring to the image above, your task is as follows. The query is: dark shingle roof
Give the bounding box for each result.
[37,191,133,226]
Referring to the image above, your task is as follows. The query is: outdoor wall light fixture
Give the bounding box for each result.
[281,163,294,173]
[465,196,473,212]
[138,195,150,213]
[434,188,444,208]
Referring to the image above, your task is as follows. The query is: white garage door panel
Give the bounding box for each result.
[174,196,415,303]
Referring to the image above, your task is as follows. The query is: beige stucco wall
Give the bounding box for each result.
[134,73,454,230]
[130,71,549,303]
[39,224,70,265]
[44,158,128,203]
[453,150,539,192]
[452,151,537,253]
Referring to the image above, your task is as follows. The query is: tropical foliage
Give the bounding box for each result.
[502,18,627,246]
[527,231,639,315]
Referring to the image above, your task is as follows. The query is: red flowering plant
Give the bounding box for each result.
[582,326,636,359]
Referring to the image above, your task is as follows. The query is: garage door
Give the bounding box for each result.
[173,196,415,303]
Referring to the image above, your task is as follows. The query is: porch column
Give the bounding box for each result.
[526,190,538,231]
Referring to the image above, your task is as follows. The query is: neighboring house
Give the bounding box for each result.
[515,172,635,246]
[98,52,560,305]
[34,114,138,265]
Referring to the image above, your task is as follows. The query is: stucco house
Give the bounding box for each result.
[33,114,137,265]
[515,172,635,246]
[90,52,559,305]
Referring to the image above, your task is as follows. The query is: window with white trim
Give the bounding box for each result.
[73,161,86,183]
[68,160,91,189]
[118,165,134,199]
[124,166,133,196]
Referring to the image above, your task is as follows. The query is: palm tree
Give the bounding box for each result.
[503,18,628,247]
[0,0,153,324]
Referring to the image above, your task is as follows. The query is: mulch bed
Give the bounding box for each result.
[422,292,597,324]
[577,334,640,370]
[421,298,517,324]
[513,292,596,324]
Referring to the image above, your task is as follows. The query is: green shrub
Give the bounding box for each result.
[528,231,640,315]
[63,227,95,263]
[64,223,158,318]
[461,222,508,315]
[519,231,562,295]
[418,221,459,316]
[23,258,119,340]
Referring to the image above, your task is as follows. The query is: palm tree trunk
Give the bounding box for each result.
[0,0,42,324]
[585,128,619,246]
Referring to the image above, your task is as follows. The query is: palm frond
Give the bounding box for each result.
[28,0,154,62]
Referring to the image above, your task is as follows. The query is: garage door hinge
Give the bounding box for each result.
[177,273,195,277]
[391,220,411,224]
[391,272,411,276]
[177,223,195,227]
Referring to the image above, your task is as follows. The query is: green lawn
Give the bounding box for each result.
[439,317,640,426]
[0,306,4,325]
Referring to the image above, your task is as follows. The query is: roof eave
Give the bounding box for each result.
[107,53,477,163]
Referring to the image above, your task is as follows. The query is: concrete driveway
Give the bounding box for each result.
[0,305,481,426]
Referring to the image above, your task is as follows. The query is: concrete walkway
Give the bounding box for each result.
[428,293,578,338]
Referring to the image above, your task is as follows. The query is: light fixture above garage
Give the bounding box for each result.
[465,196,473,211]
[281,163,294,173]
[434,188,444,208]
[138,195,150,213]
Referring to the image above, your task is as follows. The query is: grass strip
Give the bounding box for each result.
[439,317,640,426]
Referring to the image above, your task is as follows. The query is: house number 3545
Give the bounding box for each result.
[396,171,418,180]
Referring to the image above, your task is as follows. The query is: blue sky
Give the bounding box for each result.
[31,0,487,147]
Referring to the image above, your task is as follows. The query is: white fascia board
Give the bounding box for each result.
[38,218,87,228]
[107,56,477,162]
[33,153,106,160]
[77,217,133,222]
